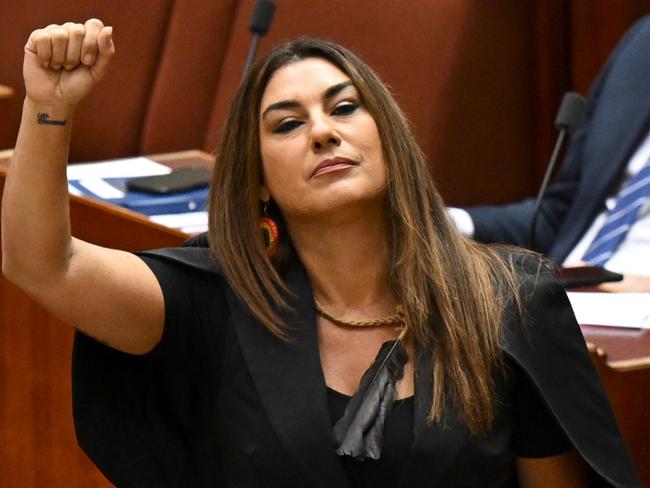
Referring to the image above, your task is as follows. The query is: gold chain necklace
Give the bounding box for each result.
[313,298,404,328]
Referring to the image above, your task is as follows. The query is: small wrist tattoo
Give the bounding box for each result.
[36,113,67,126]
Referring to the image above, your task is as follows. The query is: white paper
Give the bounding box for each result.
[179,224,210,234]
[67,185,83,196]
[78,178,126,199]
[149,211,208,233]
[567,292,650,328]
[66,157,171,180]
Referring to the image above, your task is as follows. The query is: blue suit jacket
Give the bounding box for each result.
[467,16,650,262]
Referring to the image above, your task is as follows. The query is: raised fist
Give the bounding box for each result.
[23,19,114,107]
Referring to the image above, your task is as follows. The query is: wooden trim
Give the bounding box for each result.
[530,1,572,187]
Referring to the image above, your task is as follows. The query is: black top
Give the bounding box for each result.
[71,247,641,487]
[327,357,572,488]
[328,388,414,487]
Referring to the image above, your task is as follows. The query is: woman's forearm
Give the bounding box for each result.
[1,98,76,288]
[1,21,164,355]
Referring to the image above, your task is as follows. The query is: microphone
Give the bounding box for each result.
[242,0,276,80]
[181,2,276,250]
[528,92,586,250]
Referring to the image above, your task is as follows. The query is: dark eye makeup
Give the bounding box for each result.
[273,119,303,134]
[332,101,359,116]
[270,100,360,134]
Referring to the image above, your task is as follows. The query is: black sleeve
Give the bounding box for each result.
[502,252,641,486]
[138,253,200,360]
[137,250,229,363]
[511,361,572,458]
[72,249,228,487]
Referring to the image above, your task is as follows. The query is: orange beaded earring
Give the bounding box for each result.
[260,201,279,258]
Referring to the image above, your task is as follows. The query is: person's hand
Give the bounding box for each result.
[23,19,114,108]
[597,274,650,293]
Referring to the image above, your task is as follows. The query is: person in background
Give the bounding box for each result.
[449,16,650,293]
[1,19,640,487]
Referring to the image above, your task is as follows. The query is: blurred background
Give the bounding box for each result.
[2,0,649,208]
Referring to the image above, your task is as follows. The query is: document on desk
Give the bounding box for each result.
[67,157,171,197]
[150,211,208,234]
[67,157,171,180]
[567,292,650,328]
[65,157,208,232]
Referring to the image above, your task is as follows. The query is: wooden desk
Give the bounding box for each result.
[581,325,650,484]
[583,325,650,370]
[1,151,649,485]
[0,150,210,487]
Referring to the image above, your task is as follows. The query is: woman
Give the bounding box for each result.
[1,19,640,487]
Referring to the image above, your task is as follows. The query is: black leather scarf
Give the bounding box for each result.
[333,339,409,461]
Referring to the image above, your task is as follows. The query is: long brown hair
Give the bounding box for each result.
[209,37,521,435]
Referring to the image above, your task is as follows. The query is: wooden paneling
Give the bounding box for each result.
[0,164,186,487]
[0,281,112,487]
[588,347,650,484]
[571,0,650,94]
[530,1,572,184]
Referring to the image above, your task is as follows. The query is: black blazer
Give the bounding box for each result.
[467,16,650,262]
[72,247,639,487]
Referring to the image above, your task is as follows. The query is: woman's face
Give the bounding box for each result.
[258,57,387,220]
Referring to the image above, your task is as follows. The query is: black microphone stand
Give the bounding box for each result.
[528,130,568,250]
[242,0,276,80]
[528,92,586,250]
[182,0,276,249]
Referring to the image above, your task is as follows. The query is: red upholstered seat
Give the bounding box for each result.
[0,0,534,205]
